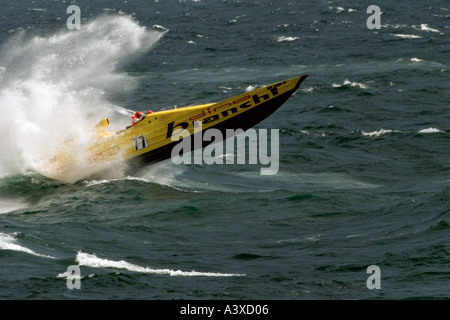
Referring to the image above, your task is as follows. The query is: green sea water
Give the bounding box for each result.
[0,0,449,300]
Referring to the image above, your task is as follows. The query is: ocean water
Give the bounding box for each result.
[0,0,449,301]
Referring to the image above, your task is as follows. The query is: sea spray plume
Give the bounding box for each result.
[0,15,167,181]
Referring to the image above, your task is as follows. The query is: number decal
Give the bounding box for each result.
[131,135,149,151]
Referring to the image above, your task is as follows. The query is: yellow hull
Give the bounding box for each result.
[45,75,308,181]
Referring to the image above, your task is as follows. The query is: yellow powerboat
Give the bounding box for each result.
[45,75,308,181]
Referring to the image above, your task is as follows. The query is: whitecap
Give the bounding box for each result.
[332,79,368,89]
[245,85,256,92]
[391,34,422,39]
[76,252,245,277]
[82,175,149,187]
[29,8,47,12]
[344,79,368,89]
[328,6,344,13]
[0,232,55,258]
[419,24,440,33]
[57,269,84,280]
[418,127,443,134]
[153,24,169,32]
[277,36,299,42]
[361,129,402,137]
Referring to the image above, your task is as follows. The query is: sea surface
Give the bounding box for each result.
[0,0,449,300]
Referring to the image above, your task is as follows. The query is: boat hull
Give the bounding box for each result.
[44,75,308,180]
[130,75,307,168]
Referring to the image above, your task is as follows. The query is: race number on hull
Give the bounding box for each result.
[131,135,149,151]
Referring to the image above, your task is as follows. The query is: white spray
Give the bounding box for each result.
[0,15,166,182]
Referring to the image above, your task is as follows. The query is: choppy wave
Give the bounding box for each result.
[332,79,369,89]
[361,129,403,137]
[416,23,440,33]
[277,36,299,42]
[391,34,422,39]
[418,127,444,134]
[0,232,55,258]
[360,128,445,137]
[0,198,28,214]
[75,251,245,277]
[1,0,448,300]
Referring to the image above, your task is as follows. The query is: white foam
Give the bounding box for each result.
[391,34,422,39]
[361,129,402,137]
[277,36,299,42]
[57,270,84,280]
[332,79,368,89]
[328,6,344,13]
[362,128,444,136]
[0,232,55,258]
[245,85,256,92]
[76,252,245,277]
[0,16,167,182]
[82,175,149,187]
[419,127,443,134]
[153,24,169,32]
[419,24,440,33]
[301,86,315,93]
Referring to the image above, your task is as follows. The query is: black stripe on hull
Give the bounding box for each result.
[128,76,307,169]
